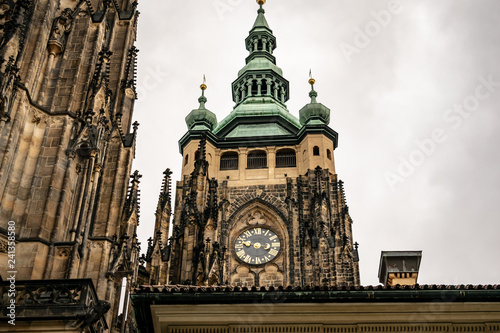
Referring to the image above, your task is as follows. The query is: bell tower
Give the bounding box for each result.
[148,0,360,288]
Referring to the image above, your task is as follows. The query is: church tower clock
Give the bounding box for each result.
[147,0,360,288]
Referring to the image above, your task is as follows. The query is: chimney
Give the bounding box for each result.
[378,251,422,286]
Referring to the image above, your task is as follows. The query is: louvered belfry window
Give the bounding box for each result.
[247,150,267,169]
[220,152,238,170]
[276,149,296,168]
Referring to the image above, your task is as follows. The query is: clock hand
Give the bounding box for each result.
[243,241,251,247]
[264,243,270,250]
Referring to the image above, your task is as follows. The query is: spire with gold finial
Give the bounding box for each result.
[308,69,318,104]
[253,0,270,31]
[185,75,218,131]
[299,70,330,126]
[198,74,207,109]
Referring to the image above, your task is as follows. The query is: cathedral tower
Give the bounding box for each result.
[0,0,141,331]
[147,1,360,288]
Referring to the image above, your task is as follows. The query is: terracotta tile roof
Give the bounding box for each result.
[135,284,499,294]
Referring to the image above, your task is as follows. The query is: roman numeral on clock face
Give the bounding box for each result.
[234,227,281,265]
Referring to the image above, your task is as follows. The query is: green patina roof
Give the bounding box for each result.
[185,93,218,131]
[213,97,301,136]
[226,123,292,138]
[179,2,337,152]
[237,57,283,77]
[252,7,271,32]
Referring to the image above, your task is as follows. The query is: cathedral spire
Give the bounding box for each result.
[230,0,289,107]
[252,0,271,32]
[245,0,276,64]
[198,75,208,110]
[299,75,330,126]
[308,70,318,104]
[185,77,217,131]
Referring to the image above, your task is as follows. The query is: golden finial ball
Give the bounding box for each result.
[200,83,207,91]
[308,78,316,85]
[257,0,266,5]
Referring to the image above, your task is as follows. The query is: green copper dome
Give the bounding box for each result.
[185,92,217,131]
[299,86,330,125]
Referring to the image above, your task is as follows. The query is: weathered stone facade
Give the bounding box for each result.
[0,0,142,331]
[156,138,360,288]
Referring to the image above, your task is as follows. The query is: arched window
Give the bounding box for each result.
[313,146,320,156]
[276,149,296,168]
[184,154,189,166]
[327,149,332,160]
[251,80,258,97]
[247,150,267,169]
[220,151,238,170]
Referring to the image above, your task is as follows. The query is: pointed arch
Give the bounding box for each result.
[227,197,288,227]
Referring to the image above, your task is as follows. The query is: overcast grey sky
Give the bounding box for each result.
[133,0,500,286]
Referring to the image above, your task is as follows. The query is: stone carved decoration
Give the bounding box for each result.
[0,238,7,253]
[230,265,255,287]
[0,0,15,51]
[247,210,266,225]
[36,7,72,104]
[0,55,19,122]
[82,300,111,327]
[16,285,82,305]
[57,248,70,258]
[166,135,228,286]
[48,8,72,54]
[258,263,284,287]
[0,0,32,53]
[121,46,138,99]
[0,2,11,42]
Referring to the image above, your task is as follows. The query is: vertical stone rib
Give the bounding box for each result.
[104,139,124,237]
[10,122,46,223]
[68,162,87,242]
[67,16,93,112]
[0,99,26,210]
[80,25,102,112]
[21,117,50,237]
[75,156,95,254]
[0,116,36,222]
[78,156,101,277]
[37,117,71,239]
[23,1,54,91]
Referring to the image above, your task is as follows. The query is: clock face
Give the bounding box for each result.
[234,227,281,265]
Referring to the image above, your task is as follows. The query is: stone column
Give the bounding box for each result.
[266,79,272,96]
[238,147,248,181]
[257,79,262,96]
[268,147,276,179]
[246,80,252,97]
